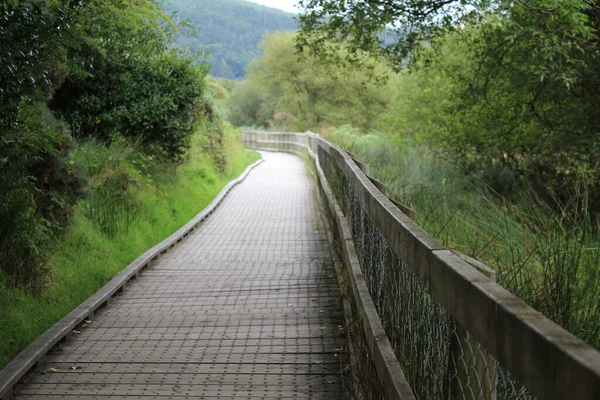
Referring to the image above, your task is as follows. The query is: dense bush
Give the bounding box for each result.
[48,0,209,162]
[1,0,85,287]
[0,102,83,288]
[0,0,72,127]
[51,50,207,161]
[0,0,210,287]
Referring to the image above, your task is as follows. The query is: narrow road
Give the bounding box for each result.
[14,152,346,399]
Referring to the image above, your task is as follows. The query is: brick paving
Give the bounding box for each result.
[13,152,346,399]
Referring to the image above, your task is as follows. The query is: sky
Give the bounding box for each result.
[246,0,300,14]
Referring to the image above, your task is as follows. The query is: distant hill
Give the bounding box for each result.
[164,0,297,79]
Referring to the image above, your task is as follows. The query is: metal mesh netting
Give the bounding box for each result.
[318,147,531,400]
[320,168,387,399]
[344,287,388,398]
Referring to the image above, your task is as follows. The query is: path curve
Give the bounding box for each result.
[13,152,346,399]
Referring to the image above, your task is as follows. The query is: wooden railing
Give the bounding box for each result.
[243,129,600,400]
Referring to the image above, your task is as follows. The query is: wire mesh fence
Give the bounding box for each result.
[319,147,532,400]
[242,130,600,400]
[344,291,389,399]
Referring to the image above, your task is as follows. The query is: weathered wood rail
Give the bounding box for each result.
[3,130,600,399]
[243,130,600,400]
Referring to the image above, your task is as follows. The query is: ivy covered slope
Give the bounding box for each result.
[0,0,259,368]
[164,0,297,79]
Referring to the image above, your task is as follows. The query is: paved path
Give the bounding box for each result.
[14,152,346,399]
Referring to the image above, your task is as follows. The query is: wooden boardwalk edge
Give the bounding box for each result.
[313,155,417,400]
[244,130,600,400]
[243,132,416,400]
[0,158,265,400]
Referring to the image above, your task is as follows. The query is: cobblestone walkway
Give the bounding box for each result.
[14,152,346,399]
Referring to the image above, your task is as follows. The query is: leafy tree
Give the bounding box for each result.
[297,0,491,70]
[228,32,397,131]
[298,0,600,215]
[228,79,264,127]
[51,48,207,161]
[0,0,87,287]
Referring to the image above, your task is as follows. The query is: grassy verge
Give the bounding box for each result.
[326,125,600,349]
[0,125,259,369]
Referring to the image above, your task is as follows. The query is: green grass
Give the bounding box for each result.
[327,125,600,349]
[0,125,259,369]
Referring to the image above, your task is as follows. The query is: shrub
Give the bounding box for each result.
[0,103,84,288]
[0,0,209,287]
[51,49,208,162]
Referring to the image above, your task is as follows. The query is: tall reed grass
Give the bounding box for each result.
[327,125,600,349]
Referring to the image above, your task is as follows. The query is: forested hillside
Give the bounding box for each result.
[164,0,297,79]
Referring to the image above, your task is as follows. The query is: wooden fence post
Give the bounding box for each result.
[448,252,497,400]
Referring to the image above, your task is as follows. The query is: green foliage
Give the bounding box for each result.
[0,0,88,288]
[227,32,398,131]
[165,0,297,78]
[0,124,260,369]
[297,0,490,71]
[460,5,600,212]
[0,0,211,287]
[0,0,175,129]
[205,77,235,104]
[70,139,146,238]
[44,0,209,162]
[0,102,83,288]
[0,0,72,128]
[227,78,265,127]
[298,0,600,215]
[381,12,600,213]
[51,50,208,161]
[329,127,600,349]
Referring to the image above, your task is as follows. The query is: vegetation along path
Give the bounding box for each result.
[12,152,346,399]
